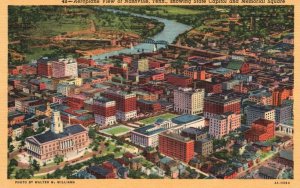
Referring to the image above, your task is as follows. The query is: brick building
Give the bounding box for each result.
[93,97,117,126]
[137,99,161,113]
[76,58,96,67]
[196,80,222,94]
[103,90,137,121]
[67,94,87,110]
[37,57,53,77]
[204,94,241,118]
[272,87,293,106]
[166,74,193,87]
[183,67,206,80]
[245,118,275,142]
[159,132,194,163]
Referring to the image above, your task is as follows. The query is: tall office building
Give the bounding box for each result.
[159,131,194,163]
[204,94,241,118]
[93,97,117,126]
[245,104,275,126]
[174,87,205,115]
[103,90,137,121]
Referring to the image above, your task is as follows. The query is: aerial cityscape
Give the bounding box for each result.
[8,6,294,179]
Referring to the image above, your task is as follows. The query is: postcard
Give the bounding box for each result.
[0,0,298,188]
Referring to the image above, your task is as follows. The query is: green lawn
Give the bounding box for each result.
[26,17,88,38]
[100,125,132,136]
[139,113,178,125]
[25,47,57,61]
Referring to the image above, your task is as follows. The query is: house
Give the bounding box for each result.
[258,166,283,179]
[72,170,96,179]
[277,150,293,167]
[87,165,116,179]
[159,157,179,179]
[129,157,143,171]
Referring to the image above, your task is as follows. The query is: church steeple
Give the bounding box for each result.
[51,110,64,134]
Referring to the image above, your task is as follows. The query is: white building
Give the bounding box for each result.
[174,87,205,115]
[93,98,117,126]
[208,112,241,139]
[131,114,205,147]
[57,83,75,97]
[277,120,293,136]
[135,58,149,72]
[52,58,78,78]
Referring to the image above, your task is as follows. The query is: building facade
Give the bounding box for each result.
[246,105,275,126]
[204,94,241,118]
[208,112,241,139]
[159,132,194,163]
[52,58,78,78]
[25,111,89,163]
[245,118,275,142]
[174,88,205,115]
[103,90,137,121]
[93,97,117,126]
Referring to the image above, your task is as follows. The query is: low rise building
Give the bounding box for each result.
[245,118,275,142]
[25,111,89,163]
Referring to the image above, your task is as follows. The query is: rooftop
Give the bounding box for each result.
[279,150,293,161]
[88,166,110,176]
[205,93,241,103]
[253,118,274,125]
[160,131,192,143]
[31,124,86,144]
[259,166,281,179]
[227,60,245,70]
[207,67,234,75]
[133,124,166,136]
[248,104,274,112]
[181,127,207,136]
[171,114,203,125]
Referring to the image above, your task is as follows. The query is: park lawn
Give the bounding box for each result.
[102,126,131,136]
[25,47,57,61]
[28,17,89,38]
[139,113,178,125]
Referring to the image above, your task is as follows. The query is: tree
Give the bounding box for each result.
[36,126,46,134]
[54,155,64,165]
[20,140,25,147]
[149,174,163,179]
[7,166,15,179]
[113,147,121,153]
[31,159,40,172]
[9,144,15,153]
[15,169,32,179]
[88,128,96,139]
[128,170,143,179]
[9,159,18,167]
[21,128,35,140]
[8,137,13,145]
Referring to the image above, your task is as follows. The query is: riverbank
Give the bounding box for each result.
[93,8,192,60]
[76,46,125,57]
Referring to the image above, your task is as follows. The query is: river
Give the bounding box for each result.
[92,8,192,60]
